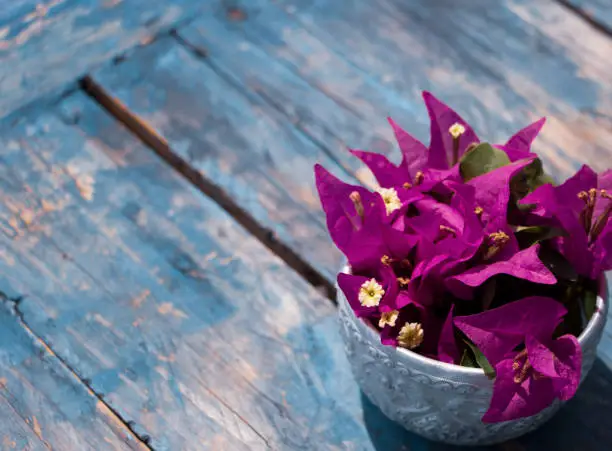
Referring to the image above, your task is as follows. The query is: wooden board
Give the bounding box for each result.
[182,0,612,182]
[175,4,410,177]
[90,36,353,282]
[0,92,434,450]
[0,0,205,119]
[0,299,146,450]
[561,0,612,33]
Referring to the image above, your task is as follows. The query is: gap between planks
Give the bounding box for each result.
[79,75,337,302]
[0,292,153,450]
[555,0,612,37]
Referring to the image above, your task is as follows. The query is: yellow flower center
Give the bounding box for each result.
[413,171,425,186]
[397,277,411,288]
[483,231,510,261]
[377,187,401,214]
[397,322,424,349]
[358,279,385,307]
[511,349,543,383]
[379,310,400,328]
[449,123,466,139]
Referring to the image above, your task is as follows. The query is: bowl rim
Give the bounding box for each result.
[339,265,608,378]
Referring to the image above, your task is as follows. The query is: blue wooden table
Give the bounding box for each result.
[1,0,612,449]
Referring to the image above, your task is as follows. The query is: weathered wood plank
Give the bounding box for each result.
[0,92,431,450]
[560,0,612,33]
[0,299,147,450]
[183,0,612,182]
[0,0,204,119]
[175,6,408,180]
[90,37,352,281]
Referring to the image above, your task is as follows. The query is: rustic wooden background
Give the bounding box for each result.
[1,0,612,449]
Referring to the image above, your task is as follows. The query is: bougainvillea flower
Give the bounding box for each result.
[337,266,398,318]
[454,297,581,422]
[423,91,480,170]
[522,165,612,279]
[315,165,419,271]
[314,91,603,424]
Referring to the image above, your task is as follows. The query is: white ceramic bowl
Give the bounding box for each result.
[337,267,608,445]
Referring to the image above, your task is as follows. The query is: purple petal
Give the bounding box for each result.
[524,165,597,218]
[525,334,581,401]
[594,169,612,218]
[549,335,582,401]
[388,117,428,177]
[423,91,479,170]
[350,149,408,188]
[454,296,567,364]
[378,265,399,312]
[316,165,408,271]
[525,335,562,379]
[447,245,556,299]
[482,359,556,423]
[438,306,459,364]
[468,157,535,229]
[504,117,546,156]
[314,163,373,245]
[593,226,612,275]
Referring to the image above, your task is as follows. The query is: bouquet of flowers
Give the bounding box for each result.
[315,92,611,423]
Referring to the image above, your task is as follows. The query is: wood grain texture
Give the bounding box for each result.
[0,299,146,450]
[90,36,353,281]
[195,0,612,183]
[0,0,204,119]
[0,92,432,450]
[560,0,612,33]
[175,5,408,182]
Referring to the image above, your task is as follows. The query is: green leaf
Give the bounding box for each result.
[459,143,511,182]
[459,349,477,368]
[583,289,598,321]
[511,158,555,199]
[535,173,555,187]
[464,340,496,379]
[515,226,566,247]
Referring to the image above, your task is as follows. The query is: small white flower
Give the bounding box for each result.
[449,122,466,139]
[379,310,399,328]
[377,187,401,214]
[398,322,424,349]
[358,279,385,307]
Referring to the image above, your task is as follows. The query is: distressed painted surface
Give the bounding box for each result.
[176,5,408,181]
[187,0,612,183]
[0,0,205,119]
[0,93,435,450]
[91,37,350,281]
[564,0,612,31]
[0,301,146,450]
